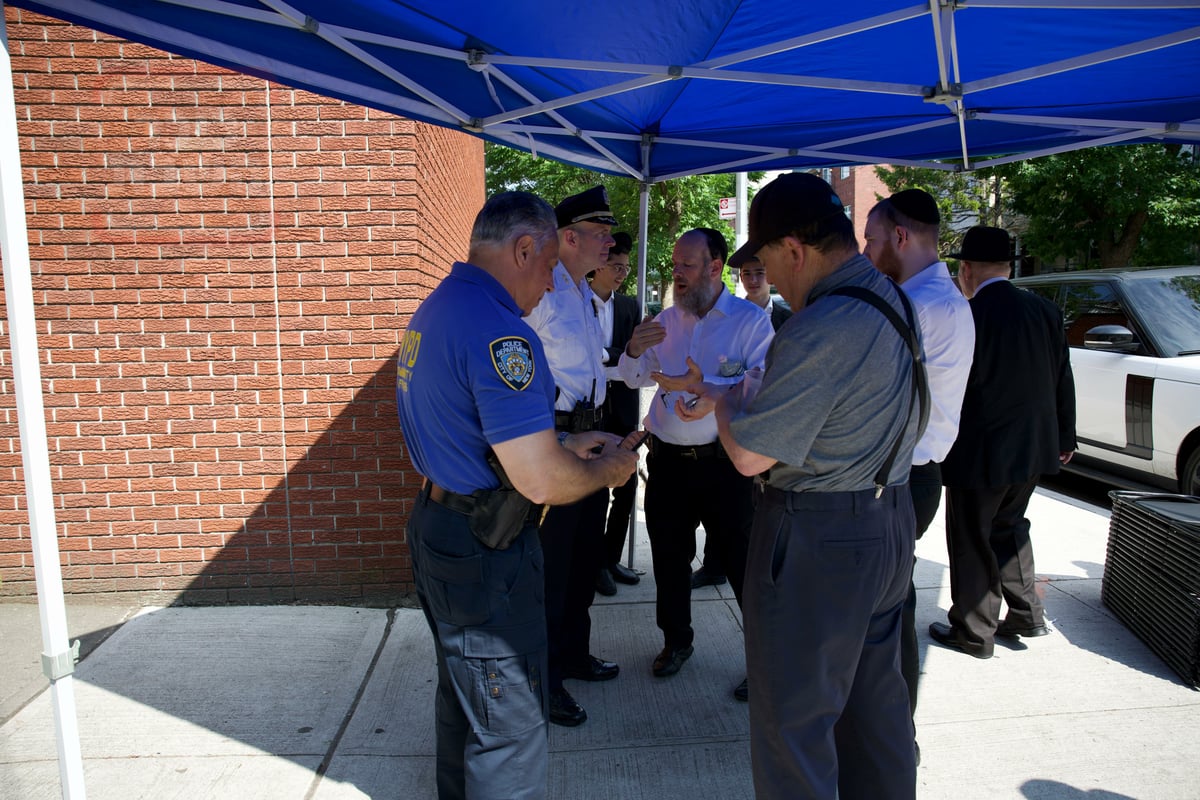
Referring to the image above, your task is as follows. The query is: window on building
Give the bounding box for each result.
[840,166,850,179]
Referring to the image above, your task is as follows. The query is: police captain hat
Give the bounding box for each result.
[556,185,618,228]
[948,225,1014,263]
[729,172,844,267]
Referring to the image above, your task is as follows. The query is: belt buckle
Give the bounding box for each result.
[681,447,698,460]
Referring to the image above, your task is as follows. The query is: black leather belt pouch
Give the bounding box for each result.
[467,488,533,550]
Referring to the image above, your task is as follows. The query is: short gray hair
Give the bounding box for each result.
[471,192,558,252]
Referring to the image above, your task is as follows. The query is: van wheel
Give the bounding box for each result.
[1183,447,1200,497]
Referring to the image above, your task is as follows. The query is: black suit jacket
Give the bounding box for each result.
[942,280,1077,488]
[769,298,793,331]
[602,292,641,435]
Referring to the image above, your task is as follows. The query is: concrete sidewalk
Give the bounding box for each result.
[2,485,1198,799]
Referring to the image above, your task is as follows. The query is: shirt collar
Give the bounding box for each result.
[903,260,951,290]
[808,253,878,302]
[452,261,521,316]
[975,275,1009,294]
[709,285,737,318]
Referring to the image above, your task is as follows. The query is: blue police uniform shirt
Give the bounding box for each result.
[396,261,556,496]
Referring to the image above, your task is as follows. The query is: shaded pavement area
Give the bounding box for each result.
[2,484,1198,798]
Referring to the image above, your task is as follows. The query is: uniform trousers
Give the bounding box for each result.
[408,490,548,800]
[539,486,609,690]
[901,461,943,717]
[644,441,753,649]
[745,484,916,800]
[944,477,1044,646]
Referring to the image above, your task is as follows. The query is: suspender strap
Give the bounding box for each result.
[828,283,930,497]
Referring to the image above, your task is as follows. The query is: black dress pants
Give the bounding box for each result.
[539,486,609,691]
[902,461,943,717]
[944,476,1044,646]
[644,442,754,649]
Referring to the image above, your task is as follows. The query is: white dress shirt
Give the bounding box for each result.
[618,288,774,445]
[525,261,608,411]
[592,292,622,381]
[901,261,975,464]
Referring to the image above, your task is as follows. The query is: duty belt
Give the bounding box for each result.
[554,408,604,432]
[425,482,544,525]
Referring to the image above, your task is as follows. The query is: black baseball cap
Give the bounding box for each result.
[729,172,845,266]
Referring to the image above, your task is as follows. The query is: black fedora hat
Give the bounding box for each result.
[948,225,1013,262]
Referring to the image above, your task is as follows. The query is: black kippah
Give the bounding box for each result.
[889,189,940,226]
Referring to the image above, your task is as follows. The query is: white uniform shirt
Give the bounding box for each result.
[618,288,774,445]
[901,261,976,464]
[525,261,608,411]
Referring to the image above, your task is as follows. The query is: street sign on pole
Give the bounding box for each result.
[718,196,736,220]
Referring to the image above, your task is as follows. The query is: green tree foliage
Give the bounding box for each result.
[995,144,1200,269]
[875,145,1200,271]
[485,143,745,301]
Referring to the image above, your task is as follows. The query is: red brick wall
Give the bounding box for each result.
[0,8,485,604]
[831,166,891,248]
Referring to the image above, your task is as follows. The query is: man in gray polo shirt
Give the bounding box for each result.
[696,173,923,800]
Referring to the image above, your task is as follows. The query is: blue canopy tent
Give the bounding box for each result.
[1,2,1198,796]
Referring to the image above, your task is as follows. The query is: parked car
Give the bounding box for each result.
[1011,266,1200,495]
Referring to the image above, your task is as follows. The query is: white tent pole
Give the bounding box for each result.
[625,146,651,571]
[0,5,87,798]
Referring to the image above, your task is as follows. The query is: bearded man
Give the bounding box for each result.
[617,227,774,699]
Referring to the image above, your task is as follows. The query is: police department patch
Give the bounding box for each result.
[490,337,535,391]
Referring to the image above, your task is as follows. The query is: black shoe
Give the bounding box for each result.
[563,655,619,682]
[690,566,727,590]
[928,622,993,659]
[549,687,587,727]
[995,619,1050,638]
[610,563,640,585]
[915,740,921,767]
[595,568,617,597]
[733,677,748,702]
[652,644,694,677]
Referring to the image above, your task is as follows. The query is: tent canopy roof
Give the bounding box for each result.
[10,1,1200,181]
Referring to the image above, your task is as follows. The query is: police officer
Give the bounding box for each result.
[396,191,638,800]
[524,185,623,727]
[698,173,924,799]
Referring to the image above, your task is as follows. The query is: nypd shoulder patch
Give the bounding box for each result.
[490,336,535,391]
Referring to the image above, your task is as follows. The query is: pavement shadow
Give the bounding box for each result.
[1021,779,1136,799]
[1038,560,1192,688]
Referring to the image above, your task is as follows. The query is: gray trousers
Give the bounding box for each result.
[745,485,916,800]
[409,491,549,800]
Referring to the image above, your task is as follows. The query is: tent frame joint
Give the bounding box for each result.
[924,82,963,107]
[466,50,487,72]
[41,640,81,682]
